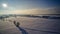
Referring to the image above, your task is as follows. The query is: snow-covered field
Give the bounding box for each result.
[0,16,60,34]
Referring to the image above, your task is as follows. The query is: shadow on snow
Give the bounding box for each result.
[17,27,28,34]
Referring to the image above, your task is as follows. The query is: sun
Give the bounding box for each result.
[2,3,8,8]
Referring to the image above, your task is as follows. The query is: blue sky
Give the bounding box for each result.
[0,0,60,14]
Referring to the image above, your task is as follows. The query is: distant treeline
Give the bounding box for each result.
[0,14,60,19]
[24,15,60,19]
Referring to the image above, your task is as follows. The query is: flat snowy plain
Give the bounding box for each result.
[0,16,60,34]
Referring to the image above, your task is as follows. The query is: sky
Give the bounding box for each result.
[0,0,60,15]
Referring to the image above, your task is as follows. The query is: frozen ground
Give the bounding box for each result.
[0,16,60,34]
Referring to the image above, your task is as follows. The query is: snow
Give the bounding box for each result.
[0,16,60,34]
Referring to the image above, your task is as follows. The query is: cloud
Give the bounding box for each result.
[11,8,60,14]
[48,7,60,14]
[0,7,60,15]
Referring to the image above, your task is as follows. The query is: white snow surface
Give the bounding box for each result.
[0,16,60,34]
